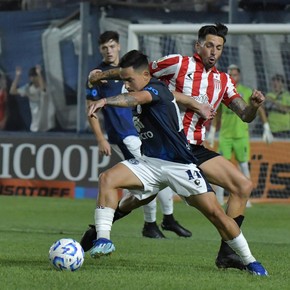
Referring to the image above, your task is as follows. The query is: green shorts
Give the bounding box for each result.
[218,136,250,163]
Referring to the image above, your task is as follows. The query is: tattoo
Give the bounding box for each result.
[229,98,247,117]
[106,93,139,107]
[229,98,257,122]
[102,68,120,80]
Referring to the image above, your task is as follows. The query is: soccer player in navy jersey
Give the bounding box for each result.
[81,31,191,252]
[87,49,268,276]
[88,23,267,271]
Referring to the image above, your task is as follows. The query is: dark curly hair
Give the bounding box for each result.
[198,23,228,44]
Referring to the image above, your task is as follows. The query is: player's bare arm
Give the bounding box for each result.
[173,91,215,120]
[87,99,111,156]
[88,68,120,85]
[229,90,264,123]
[88,91,152,117]
[266,95,290,113]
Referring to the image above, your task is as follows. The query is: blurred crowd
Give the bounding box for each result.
[0,0,288,12]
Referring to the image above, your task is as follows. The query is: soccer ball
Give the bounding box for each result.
[48,238,84,271]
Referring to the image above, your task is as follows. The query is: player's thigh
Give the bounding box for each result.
[199,155,249,193]
[218,137,233,160]
[233,137,250,163]
[100,163,143,189]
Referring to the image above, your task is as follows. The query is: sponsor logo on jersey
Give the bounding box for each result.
[139,131,154,140]
[186,73,193,80]
[86,88,98,98]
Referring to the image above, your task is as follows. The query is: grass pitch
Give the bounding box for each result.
[0,196,290,290]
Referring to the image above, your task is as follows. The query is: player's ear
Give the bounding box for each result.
[143,70,150,79]
[195,41,201,53]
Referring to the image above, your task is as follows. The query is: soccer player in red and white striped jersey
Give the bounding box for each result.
[87,23,266,272]
[149,23,266,271]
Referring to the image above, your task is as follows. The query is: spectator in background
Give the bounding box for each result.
[266,74,290,138]
[207,64,273,205]
[0,69,8,130]
[9,65,47,132]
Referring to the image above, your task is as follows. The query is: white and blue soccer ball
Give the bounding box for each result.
[48,238,84,271]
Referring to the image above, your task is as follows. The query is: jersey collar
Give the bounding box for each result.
[193,53,218,73]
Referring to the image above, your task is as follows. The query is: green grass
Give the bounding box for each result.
[0,196,290,290]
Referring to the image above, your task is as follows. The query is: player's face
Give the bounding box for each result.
[271,79,284,93]
[229,68,240,84]
[195,34,224,70]
[29,75,40,86]
[120,66,148,92]
[99,39,120,66]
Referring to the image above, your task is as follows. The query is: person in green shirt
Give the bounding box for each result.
[207,64,273,205]
[266,74,290,138]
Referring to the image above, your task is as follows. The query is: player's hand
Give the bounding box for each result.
[88,69,107,86]
[263,122,274,144]
[35,64,42,75]
[15,66,22,76]
[198,103,216,120]
[98,139,112,156]
[87,98,107,118]
[250,89,265,108]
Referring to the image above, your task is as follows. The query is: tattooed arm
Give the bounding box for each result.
[88,68,121,86]
[229,89,265,123]
[87,91,152,118]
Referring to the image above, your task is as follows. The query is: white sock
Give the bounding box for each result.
[95,207,115,240]
[215,186,224,205]
[239,162,250,178]
[225,232,256,265]
[157,187,174,215]
[143,199,157,223]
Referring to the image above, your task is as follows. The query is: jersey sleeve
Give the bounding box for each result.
[85,81,101,101]
[149,54,182,80]
[221,73,241,107]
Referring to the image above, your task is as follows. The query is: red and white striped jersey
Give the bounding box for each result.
[149,53,240,145]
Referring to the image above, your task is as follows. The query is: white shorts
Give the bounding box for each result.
[121,155,212,200]
[111,135,142,160]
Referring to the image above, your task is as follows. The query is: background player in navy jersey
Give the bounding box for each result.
[81,31,191,251]
[88,23,267,271]
[87,49,268,276]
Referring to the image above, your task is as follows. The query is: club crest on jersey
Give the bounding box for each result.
[136,104,142,114]
[151,61,158,69]
[213,74,221,90]
[128,159,139,165]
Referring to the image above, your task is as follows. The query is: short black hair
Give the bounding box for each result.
[98,31,119,45]
[198,23,228,44]
[228,64,240,73]
[119,50,149,70]
[28,67,37,77]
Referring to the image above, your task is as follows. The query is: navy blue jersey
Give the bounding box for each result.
[86,62,138,145]
[135,78,197,164]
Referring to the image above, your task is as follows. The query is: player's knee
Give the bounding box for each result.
[241,177,253,197]
[234,176,253,199]
[99,171,115,190]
